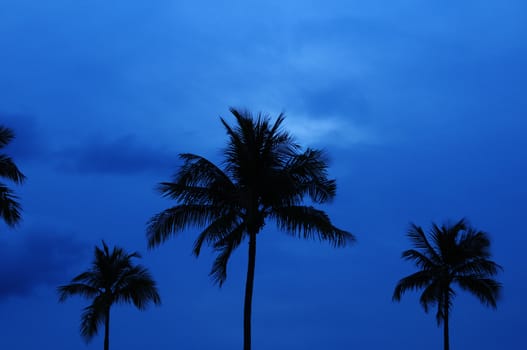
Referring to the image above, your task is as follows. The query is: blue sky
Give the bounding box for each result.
[1,1,526,349]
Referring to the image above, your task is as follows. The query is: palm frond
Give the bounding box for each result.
[70,271,100,286]
[0,155,26,184]
[401,249,437,270]
[192,213,243,256]
[272,205,354,247]
[221,110,247,174]
[222,109,299,185]
[146,205,223,248]
[455,275,501,308]
[457,227,492,259]
[0,126,14,149]
[94,243,132,285]
[430,287,455,326]
[174,153,235,190]
[283,148,336,204]
[431,219,466,260]
[393,270,433,302]
[209,224,246,286]
[407,223,442,263]
[80,295,107,342]
[158,183,215,205]
[453,258,502,277]
[265,112,299,153]
[0,184,22,226]
[114,266,161,310]
[57,283,100,302]
[419,282,439,313]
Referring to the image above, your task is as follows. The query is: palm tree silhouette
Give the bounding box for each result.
[147,108,354,350]
[58,241,161,350]
[0,126,25,228]
[392,218,501,350]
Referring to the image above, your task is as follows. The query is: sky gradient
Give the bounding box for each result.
[1,1,526,349]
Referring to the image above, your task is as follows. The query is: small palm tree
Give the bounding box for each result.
[392,218,502,350]
[147,108,354,350]
[58,241,161,350]
[0,126,25,228]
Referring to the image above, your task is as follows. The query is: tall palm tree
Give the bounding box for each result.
[392,218,501,350]
[147,108,354,350]
[0,126,25,228]
[58,241,161,350]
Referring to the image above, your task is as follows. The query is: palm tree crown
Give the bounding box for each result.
[147,108,354,350]
[148,108,354,283]
[0,126,26,227]
[393,218,501,350]
[58,241,161,350]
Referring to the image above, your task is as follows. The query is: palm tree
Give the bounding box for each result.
[0,126,25,228]
[58,241,161,350]
[392,218,502,350]
[147,108,354,350]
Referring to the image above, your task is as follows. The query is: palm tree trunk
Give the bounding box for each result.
[243,231,257,350]
[443,294,449,350]
[104,307,110,350]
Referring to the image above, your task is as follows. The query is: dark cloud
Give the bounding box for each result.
[55,134,179,175]
[0,229,90,300]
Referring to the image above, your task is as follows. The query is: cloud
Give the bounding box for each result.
[286,115,377,148]
[55,134,179,175]
[0,230,90,300]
